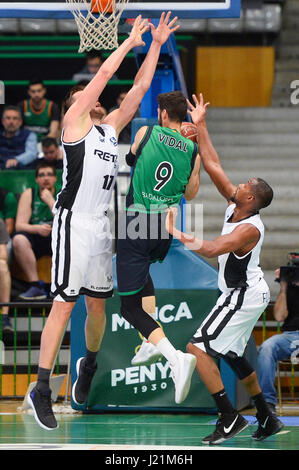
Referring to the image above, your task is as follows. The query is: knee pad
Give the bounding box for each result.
[120,293,159,339]
[223,353,254,380]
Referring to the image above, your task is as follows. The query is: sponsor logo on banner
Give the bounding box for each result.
[111,301,193,332]
[110,301,193,394]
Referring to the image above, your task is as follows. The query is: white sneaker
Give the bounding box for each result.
[131,340,162,366]
[170,350,197,404]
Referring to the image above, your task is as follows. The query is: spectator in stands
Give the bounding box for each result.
[0,186,18,235]
[0,106,38,169]
[257,266,299,415]
[108,90,139,143]
[72,50,118,82]
[18,79,60,143]
[12,162,60,300]
[0,219,13,331]
[35,137,63,170]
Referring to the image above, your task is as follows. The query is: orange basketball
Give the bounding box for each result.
[91,0,114,14]
[180,122,198,143]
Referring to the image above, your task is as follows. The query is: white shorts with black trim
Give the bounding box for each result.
[51,208,113,302]
[190,278,270,358]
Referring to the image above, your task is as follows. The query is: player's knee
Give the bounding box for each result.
[85,297,106,316]
[224,354,254,380]
[121,294,159,339]
[186,342,196,355]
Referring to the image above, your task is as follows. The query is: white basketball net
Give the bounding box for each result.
[66,0,129,52]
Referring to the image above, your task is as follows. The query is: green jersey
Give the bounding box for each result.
[30,185,60,225]
[21,99,58,142]
[0,188,17,220]
[126,125,198,213]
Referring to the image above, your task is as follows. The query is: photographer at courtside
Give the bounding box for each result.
[257,253,299,414]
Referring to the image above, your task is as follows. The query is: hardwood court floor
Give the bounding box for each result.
[0,400,298,451]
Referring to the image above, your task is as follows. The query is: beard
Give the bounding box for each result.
[230,188,238,203]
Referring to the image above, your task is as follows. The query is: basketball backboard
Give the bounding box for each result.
[0,1,241,19]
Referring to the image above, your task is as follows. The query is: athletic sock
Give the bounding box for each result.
[252,392,271,419]
[85,349,98,368]
[155,337,178,366]
[36,367,51,392]
[212,389,237,415]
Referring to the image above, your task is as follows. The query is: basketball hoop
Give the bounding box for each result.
[66,0,129,52]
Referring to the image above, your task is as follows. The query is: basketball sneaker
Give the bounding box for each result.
[27,386,58,431]
[72,357,97,405]
[131,340,162,366]
[252,412,284,441]
[170,350,197,404]
[202,412,249,445]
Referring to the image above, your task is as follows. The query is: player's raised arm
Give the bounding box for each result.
[187,93,236,203]
[165,207,260,258]
[64,15,149,124]
[104,11,180,135]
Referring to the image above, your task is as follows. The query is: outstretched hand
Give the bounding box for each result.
[150,11,180,45]
[187,93,210,126]
[129,15,150,47]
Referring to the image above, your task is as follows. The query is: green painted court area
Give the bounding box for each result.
[0,411,298,451]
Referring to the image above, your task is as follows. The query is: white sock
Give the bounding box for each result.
[156,337,178,366]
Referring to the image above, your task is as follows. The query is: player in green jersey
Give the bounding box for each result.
[116,90,201,404]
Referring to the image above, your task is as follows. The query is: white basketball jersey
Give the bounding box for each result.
[54,124,119,215]
[218,203,265,293]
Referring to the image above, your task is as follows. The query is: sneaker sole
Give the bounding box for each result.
[19,295,47,300]
[27,394,59,431]
[203,420,249,445]
[175,354,197,404]
[131,352,162,366]
[71,357,85,406]
[252,422,284,441]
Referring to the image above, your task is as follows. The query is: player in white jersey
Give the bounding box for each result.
[28,13,180,431]
[166,93,283,445]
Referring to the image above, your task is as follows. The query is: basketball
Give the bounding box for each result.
[180,122,198,143]
[91,0,115,14]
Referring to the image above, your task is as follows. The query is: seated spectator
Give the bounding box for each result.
[72,50,118,82]
[257,266,299,415]
[12,162,60,300]
[108,90,139,143]
[0,219,13,331]
[0,186,18,235]
[0,106,38,169]
[18,78,60,143]
[35,137,63,170]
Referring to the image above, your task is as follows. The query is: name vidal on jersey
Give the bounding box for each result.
[158,133,188,152]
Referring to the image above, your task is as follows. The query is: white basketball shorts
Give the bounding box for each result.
[51,208,113,302]
[190,278,270,358]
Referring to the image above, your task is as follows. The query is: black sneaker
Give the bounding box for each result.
[202,412,249,445]
[27,386,58,431]
[2,315,13,332]
[252,412,284,441]
[72,357,97,405]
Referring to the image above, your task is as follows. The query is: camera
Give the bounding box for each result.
[276,252,299,284]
